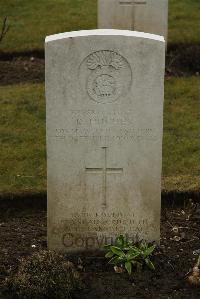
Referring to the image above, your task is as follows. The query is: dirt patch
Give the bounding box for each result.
[0,56,44,85]
[0,200,200,298]
[166,44,200,77]
[0,208,47,270]
[0,44,199,85]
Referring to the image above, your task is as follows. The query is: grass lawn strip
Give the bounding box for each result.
[0,77,199,195]
[0,0,200,53]
[0,83,46,194]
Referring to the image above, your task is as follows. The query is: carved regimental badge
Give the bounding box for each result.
[80,50,132,103]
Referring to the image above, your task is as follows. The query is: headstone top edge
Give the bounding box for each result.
[45,29,165,44]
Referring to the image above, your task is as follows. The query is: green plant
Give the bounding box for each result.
[197,255,200,267]
[0,17,9,44]
[104,235,156,275]
[2,250,82,298]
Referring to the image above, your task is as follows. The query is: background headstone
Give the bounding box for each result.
[46,29,165,252]
[98,0,168,43]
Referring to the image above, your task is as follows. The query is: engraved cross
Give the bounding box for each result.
[85,147,123,209]
[119,0,147,30]
[119,0,147,6]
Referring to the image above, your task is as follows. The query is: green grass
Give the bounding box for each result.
[0,84,46,194]
[169,0,200,44]
[0,0,199,53]
[0,77,199,195]
[0,0,97,52]
[163,76,200,191]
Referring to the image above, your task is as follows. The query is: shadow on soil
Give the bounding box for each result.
[0,190,199,211]
[0,43,199,86]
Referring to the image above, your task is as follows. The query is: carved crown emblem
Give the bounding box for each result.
[87,50,124,70]
[79,50,132,104]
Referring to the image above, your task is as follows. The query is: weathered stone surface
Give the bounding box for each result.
[98,0,168,42]
[46,29,165,252]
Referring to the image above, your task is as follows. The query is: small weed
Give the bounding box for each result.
[104,235,156,275]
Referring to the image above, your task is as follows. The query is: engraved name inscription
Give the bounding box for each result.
[53,110,156,143]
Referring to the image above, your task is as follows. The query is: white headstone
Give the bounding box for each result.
[98,0,168,43]
[46,29,165,252]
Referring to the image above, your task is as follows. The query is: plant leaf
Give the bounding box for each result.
[108,256,121,265]
[127,248,140,256]
[127,240,133,246]
[197,255,200,267]
[103,244,111,249]
[105,251,114,258]
[115,235,124,248]
[110,246,125,257]
[144,245,156,257]
[128,246,141,254]
[136,262,142,272]
[125,252,140,261]
[125,261,132,275]
[145,258,155,270]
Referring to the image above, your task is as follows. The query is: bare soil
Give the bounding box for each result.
[0,56,44,85]
[0,199,199,298]
[0,44,199,85]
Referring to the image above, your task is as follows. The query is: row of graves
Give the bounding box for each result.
[46,0,168,251]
